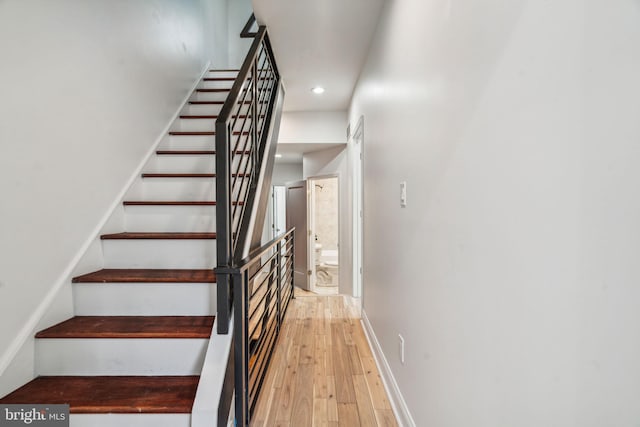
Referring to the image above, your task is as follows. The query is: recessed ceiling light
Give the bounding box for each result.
[311,86,325,95]
[275,154,283,158]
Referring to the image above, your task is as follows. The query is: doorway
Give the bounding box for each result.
[285,176,340,295]
[309,176,339,295]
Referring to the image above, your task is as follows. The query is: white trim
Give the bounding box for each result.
[0,62,211,377]
[352,116,364,301]
[361,310,416,427]
[192,315,234,427]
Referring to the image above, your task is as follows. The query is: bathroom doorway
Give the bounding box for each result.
[308,175,339,295]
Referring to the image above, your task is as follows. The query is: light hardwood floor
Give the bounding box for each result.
[250,288,398,427]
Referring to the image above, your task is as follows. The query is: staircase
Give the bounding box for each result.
[0,69,241,426]
[1,14,287,427]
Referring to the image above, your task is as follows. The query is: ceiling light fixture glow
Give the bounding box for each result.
[311,86,325,95]
[275,154,283,158]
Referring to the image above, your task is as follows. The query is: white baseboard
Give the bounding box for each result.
[0,61,211,378]
[361,309,416,427]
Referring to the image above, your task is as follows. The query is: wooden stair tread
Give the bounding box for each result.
[0,376,199,413]
[123,201,216,206]
[155,150,251,155]
[141,173,249,178]
[123,201,244,206]
[179,114,262,119]
[195,88,230,92]
[179,114,253,119]
[168,131,249,136]
[72,269,216,283]
[101,232,216,240]
[189,101,224,105]
[169,131,215,136]
[189,101,251,105]
[35,316,215,339]
[156,150,216,155]
[143,173,216,178]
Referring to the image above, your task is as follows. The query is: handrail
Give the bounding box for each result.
[215,17,281,334]
[240,13,259,38]
[214,12,290,427]
[230,228,295,425]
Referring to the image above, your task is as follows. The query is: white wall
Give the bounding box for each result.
[206,0,254,70]
[278,111,347,144]
[349,0,640,425]
[0,0,229,395]
[272,162,303,186]
[228,0,255,68]
[261,162,302,244]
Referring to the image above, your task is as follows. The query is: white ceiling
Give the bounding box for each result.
[253,0,385,112]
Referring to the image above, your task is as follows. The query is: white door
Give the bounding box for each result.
[272,186,286,239]
[286,180,309,290]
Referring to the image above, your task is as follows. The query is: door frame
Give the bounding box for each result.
[307,173,340,295]
[352,116,364,300]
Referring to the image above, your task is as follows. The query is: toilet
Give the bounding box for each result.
[315,245,338,286]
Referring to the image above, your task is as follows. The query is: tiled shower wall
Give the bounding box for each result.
[314,177,339,252]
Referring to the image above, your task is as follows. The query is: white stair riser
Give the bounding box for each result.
[206,71,238,79]
[202,80,234,90]
[192,91,229,102]
[124,205,216,232]
[73,283,215,316]
[149,154,245,173]
[152,155,215,173]
[183,104,223,116]
[102,239,216,269]
[175,119,215,132]
[163,135,215,150]
[137,178,215,201]
[36,338,207,375]
[182,102,251,116]
[71,414,190,427]
[175,118,251,132]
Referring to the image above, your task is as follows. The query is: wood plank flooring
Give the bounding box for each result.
[250,288,398,427]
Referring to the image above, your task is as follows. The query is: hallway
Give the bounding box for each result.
[250,290,398,426]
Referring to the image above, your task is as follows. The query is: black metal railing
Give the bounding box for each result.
[240,13,259,38]
[226,229,295,425]
[215,13,291,427]
[216,16,280,334]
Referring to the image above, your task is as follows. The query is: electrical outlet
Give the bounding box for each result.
[399,334,405,364]
[400,182,407,207]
